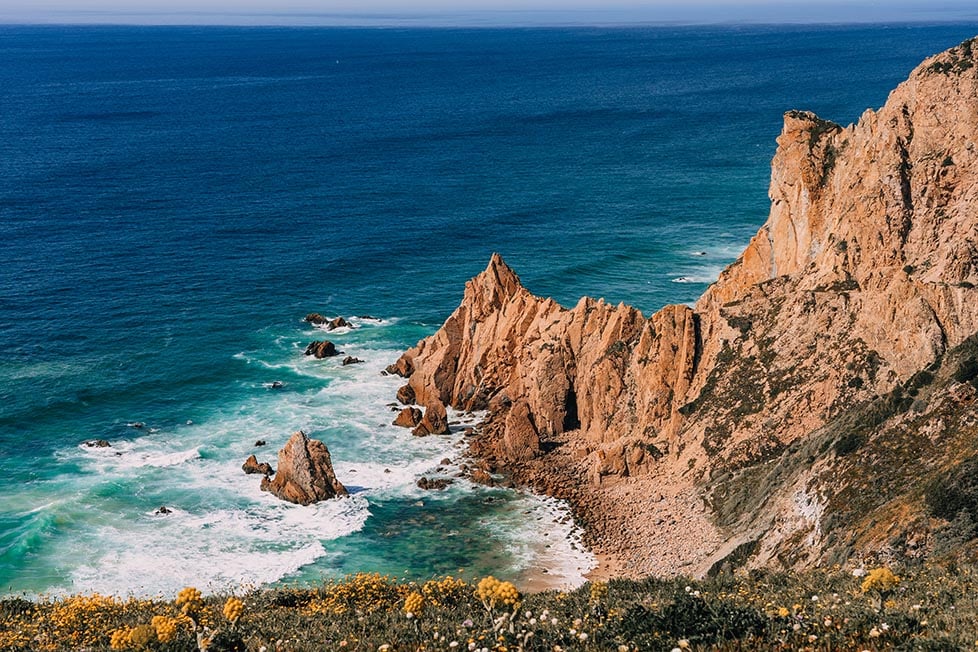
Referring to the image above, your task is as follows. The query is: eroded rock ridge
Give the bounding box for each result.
[389,38,978,576]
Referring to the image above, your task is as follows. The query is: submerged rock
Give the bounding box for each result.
[305,314,351,330]
[417,476,453,491]
[260,431,348,505]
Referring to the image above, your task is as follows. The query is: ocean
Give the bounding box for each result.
[1,22,976,597]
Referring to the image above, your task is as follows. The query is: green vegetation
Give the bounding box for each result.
[953,357,978,386]
[925,37,976,75]
[926,455,978,528]
[5,565,978,651]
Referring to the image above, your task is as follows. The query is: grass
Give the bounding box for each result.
[4,563,978,651]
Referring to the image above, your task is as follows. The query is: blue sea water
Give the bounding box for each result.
[1,23,977,597]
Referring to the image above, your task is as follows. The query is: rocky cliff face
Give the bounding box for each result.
[390,38,978,577]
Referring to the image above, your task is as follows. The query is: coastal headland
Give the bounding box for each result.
[388,36,978,579]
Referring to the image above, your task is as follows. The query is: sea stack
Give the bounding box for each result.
[390,37,978,577]
[260,431,348,505]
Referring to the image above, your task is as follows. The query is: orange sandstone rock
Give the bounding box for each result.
[391,37,978,577]
[261,431,348,504]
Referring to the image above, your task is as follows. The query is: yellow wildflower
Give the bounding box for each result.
[589,581,609,605]
[176,586,204,616]
[404,591,424,617]
[476,576,521,609]
[223,597,244,624]
[127,624,157,650]
[110,627,132,650]
[151,615,180,643]
[862,568,900,594]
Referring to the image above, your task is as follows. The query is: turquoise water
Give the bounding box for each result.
[2,23,976,596]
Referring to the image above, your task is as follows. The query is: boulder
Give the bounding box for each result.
[260,431,348,505]
[342,356,364,366]
[84,439,111,448]
[254,439,266,447]
[304,341,338,358]
[393,407,423,428]
[242,454,273,476]
[306,314,352,330]
[386,358,415,378]
[155,506,172,515]
[396,384,416,405]
[500,401,540,463]
[470,469,495,486]
[412,400,450,436]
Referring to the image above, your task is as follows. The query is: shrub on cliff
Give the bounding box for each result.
[926,455,978,528]
[953,357,978,386]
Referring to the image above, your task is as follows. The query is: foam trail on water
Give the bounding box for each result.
[487,493,596,592]
[27,319,597,597]
[68,496,369,596]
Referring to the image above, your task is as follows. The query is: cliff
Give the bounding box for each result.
[390,38,978,576]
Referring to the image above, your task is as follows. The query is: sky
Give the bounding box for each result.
[2,0,978,25]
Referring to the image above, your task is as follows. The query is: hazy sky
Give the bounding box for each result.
[3,0,978,25]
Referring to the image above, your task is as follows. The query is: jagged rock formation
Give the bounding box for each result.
[242,454,273,476]
[260,431,348,505]
[390,38,978,576]
[411,400,450,436]
[305,314,351,330]
[392,407,423,428]
[304,340,338,358]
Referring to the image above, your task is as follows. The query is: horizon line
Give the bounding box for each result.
[4,6,978,28]
[5,19,978,29]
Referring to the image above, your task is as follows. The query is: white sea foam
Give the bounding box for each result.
[487,493,596,592]
[73,439,201,471]
[42,323,596,597]
[312,324,354,335]
[68,496,369,597]
[670,264,727,285]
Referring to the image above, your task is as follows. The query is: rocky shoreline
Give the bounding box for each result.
[385,37,978,577]
[430,395,727,580]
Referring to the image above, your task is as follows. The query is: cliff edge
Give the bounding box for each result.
[390,38,978,577]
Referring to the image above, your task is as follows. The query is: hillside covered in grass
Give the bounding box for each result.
[3,562,978,651]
